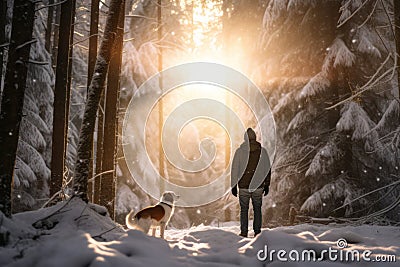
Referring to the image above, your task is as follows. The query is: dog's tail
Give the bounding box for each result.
[125,210,151,233]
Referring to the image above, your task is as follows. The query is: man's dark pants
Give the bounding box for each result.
[238,188,263,235]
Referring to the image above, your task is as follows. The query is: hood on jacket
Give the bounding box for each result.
[239,139,261,152]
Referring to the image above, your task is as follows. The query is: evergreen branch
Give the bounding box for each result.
[347,182,399,216]
[326,53,394,110]
[356,193,400,222]
[331,179,400,213]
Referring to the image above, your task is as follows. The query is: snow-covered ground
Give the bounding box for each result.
[0,198,399,267]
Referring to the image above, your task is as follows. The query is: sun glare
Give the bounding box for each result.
[139,0,261,188]
[144,82,257,187]
[168,0,247,74]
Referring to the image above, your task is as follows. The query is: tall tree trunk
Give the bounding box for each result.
[394,0,400,97]
[0,0,35,217]
[65,0,76,175]
[99,0,125,218]
[88,0,100,203]
[73,0,123,201]
[94,94,104,204]
[51,4,61,69]
[88,0,100,89]
[157,0,165,197]
[50,0,76,198]
[0,0,6,88]
[45,0,54,52]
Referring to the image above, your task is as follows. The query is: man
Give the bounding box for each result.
[231,128,271,237]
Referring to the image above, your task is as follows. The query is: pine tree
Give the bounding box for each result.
[258,0,399,221]
[13,6,55,211]
[73,0,124,200]
[87,0,100,203]
[50,0,76,198]
[394,0,400,97]
[0,0,35,217]
[99,0,125,218]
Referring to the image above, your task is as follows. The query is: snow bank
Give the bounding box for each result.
[0,199,399,266]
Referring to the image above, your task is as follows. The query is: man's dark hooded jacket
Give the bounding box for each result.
[231,136,271,191]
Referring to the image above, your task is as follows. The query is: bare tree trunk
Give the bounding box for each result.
[157,0,165,197]
[51,4,61,69]
[394,0,400,97]
[45,0,54,52]
[88,0,100,203]
[88,0,99,88]
[65,0,76,175]
[94,94,104,204]
[100,0,125,218]
[50,0,76,197]
[73,0,123,201]
[0,0,6,88]
[0,0,35,217]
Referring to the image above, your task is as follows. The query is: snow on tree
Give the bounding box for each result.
[258,0,399,222]
[0,0,52,213]
[13,4,55,212]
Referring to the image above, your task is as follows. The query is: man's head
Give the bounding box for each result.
[244,128,256,141]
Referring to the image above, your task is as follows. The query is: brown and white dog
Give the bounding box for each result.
[125,191,179,239]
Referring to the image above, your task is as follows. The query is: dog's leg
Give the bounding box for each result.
[160,222,166,239]
[151,227,156,237]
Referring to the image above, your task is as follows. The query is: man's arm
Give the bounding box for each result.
[262,148,271,196]
[231,149,240,197]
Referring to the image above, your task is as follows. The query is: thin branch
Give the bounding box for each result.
[27,60,50,65]
[331,179,400,213]
[337,0,371,28]
[358,0,378,29]
[123,37,135,42]
[125,14,156,20]
[16,39,37,50]
[91,226,117,239]
[76,44,89,50]
[374,26,391,55]
[41,189,62,209]
[326,53,394,110]
[33,196,75,227]
[74,203,89,221]
[87,170,114,183]
[35,0,68,12]
[100,0,109,8]
[71,33,100,47]
[380,0,396,42]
